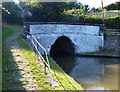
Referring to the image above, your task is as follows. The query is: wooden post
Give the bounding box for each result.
[101,0,106,49]
[101,0,105,26]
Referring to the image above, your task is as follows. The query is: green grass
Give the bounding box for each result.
[2,24,22,90]
[2,24,52,90]
[48,56,84,90]
[2,24,22,41]
[106,32,120,35]
[85,51,120,55]
[16,36,51,90]
[108,10,120,12]
[2,24,84,90]
[88,10,120,18]
[17,35,84,90]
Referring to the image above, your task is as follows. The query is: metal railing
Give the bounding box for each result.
[24,31,81,90]
[24,31,50,73]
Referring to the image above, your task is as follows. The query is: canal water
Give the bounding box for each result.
[51,54,120,90]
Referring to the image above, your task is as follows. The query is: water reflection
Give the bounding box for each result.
[52,54,76,74]
[51,55,120,90]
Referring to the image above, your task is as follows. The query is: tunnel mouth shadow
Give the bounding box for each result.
[50,36,75,57]
[50,36,76,74]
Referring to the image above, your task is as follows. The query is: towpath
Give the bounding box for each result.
[3,31,41,90]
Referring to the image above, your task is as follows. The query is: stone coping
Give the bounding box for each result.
[77,53,120,58]
[23,22,104,26]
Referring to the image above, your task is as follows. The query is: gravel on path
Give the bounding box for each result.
[3,31,41,90]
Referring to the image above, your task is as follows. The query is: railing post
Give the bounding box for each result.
[44,52,47,74]
[44,62,47,74]
[25,31,50,75]
[36,43,39,61]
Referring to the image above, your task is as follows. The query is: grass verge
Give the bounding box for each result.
[2,24,22,41]
[105,32,120,35]
[2,24,84,90]
[16,36,51,90]
[2,24,22,90]
[48,56,84,90]
[17,34,84,90]
[2,24,52,90]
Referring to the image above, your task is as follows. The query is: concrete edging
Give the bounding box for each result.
[77,53,120,58]
[23,22,103,26]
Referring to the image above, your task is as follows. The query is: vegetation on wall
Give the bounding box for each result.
[105,17,120,29]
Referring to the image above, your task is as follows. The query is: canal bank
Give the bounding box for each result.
[51,54,120,90]
[20,34,84,90]
[78,53,120,58]
[2,24,84,91]
[78,51,120,58]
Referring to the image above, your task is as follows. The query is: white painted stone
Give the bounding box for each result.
[28,24,104,55]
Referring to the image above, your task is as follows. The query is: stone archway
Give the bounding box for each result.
[50,36,75,56]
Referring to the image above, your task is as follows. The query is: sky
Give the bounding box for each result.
[78,0,119,8]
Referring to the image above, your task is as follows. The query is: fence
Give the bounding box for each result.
[24,31,50,74]
[24,31,81,90]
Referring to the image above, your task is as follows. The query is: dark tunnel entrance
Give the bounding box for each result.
[50,36,75,57]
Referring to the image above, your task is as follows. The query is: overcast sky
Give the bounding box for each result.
[78,0,119,8]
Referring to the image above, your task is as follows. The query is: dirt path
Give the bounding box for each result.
[4,31,41,90]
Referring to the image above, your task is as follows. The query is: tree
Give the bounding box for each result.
[105,1,120,10]
[23,2,83,22]
[82,5,89,14]
[96,7,102,12]
[2,2,24,24]
[90,7,96,12]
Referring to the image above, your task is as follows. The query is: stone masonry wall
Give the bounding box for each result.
[24,23,104,55]
[105,35,120,51]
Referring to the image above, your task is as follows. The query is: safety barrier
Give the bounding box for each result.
[24,31,81,91]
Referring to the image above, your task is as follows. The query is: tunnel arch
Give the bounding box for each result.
[50,36,75,57]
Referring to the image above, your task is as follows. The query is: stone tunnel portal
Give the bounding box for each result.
[50,36,75,57]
